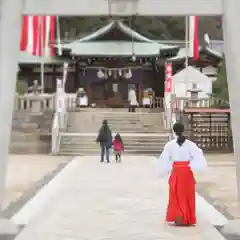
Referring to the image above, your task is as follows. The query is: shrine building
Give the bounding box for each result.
[17,20,223,107]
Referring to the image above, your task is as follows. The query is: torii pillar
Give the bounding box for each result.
[0,0,23,209]
[223,0,240,200]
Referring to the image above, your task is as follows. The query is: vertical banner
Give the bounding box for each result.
[165,62,172,93]
[189,16,199,60]
[164,62,173,124]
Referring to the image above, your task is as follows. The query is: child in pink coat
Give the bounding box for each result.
[112,133,124,162]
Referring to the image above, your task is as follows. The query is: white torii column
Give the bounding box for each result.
[0,0,23,210]
[223,0,240,201]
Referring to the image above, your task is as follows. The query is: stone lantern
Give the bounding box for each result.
[187,83,202,108]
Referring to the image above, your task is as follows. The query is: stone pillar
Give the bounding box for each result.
[0,0,23,208]
[222,0,240,201]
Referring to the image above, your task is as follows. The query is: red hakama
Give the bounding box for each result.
[166,161,196,225]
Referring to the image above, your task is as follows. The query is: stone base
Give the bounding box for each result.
[220,219,240,237]
[0,218,19,235]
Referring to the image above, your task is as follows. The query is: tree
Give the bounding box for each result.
[211,57,230,108]
[58,16,222,40]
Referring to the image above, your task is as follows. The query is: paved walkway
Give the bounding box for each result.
[13,156,226,240]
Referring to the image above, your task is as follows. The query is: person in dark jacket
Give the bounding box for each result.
[96,120,112,163]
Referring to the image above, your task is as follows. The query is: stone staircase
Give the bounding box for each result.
[59,108,170,155]
[10,110,53,154]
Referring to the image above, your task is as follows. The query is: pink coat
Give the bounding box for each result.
[112,140,124,152]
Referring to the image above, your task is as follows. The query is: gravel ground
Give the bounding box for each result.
[3,155,70,211]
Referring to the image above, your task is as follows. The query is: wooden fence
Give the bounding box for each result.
[176,108,233,152]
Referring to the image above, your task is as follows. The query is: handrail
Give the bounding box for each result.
[163,94,176,140]
[51,113,60,154]
[163,94,173,130]
[51,78,68,155]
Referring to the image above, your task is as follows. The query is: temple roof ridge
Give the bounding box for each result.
[75,19,154,43]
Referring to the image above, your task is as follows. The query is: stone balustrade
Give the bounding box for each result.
[14,93,219,112]
[175,97,221,110]
[14,94,56,112]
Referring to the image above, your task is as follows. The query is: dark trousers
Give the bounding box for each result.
[100,145,110,163]
[128,105,136,112]
[115,152,121,162]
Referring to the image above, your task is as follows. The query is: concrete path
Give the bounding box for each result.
[13,156,226,240]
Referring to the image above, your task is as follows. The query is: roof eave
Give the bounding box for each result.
[167,46,223,62]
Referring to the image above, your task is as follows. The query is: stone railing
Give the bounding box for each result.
[14,94,55,112]
[15,94,222,113]
[175,97,223,110]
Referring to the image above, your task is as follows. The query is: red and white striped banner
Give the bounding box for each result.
[20,16,56,56]
[165,63,172,93]
[189,16,199,60]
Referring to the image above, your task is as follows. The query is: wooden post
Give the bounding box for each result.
[75,61,79,90]
[87,84,92,105]
[138,83,142,104]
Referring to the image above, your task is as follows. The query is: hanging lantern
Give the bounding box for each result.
[118,69,122,76]
[125,68,132,79]
[97,68,104,79]
[132,54,136,62]
[128,69,132,78]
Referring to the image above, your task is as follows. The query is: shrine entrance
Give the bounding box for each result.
[91,80,133,107]
[1,0,240,204]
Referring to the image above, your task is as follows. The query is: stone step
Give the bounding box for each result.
[68,114,163,119]
[59,133,168,155]
[68,119,163,124]
[60,147,165,152]
[68,120,163,125]
[68,108,163,113]
[11,132,41,141]
[67,124,164,129]
[63,110,167,155]
[58,149,162,156]
[9,142,50,154]
[67,122,165,130]
[61,133,169,138]
[11,110,53,154]
[60,139,165,144]
[67,128,166,133]
[68,117,164,122]
[61,138,168,144]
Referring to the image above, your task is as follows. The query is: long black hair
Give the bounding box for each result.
[173,122,186,146]
[115,133,123,144]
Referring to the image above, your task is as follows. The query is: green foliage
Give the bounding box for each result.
[211,57,230,108]
[16,79,27,95]
[59,16,222,40]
